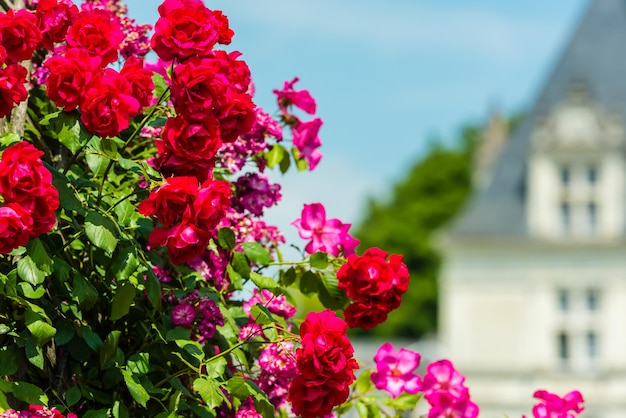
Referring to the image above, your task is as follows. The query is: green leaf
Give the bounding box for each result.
[318,273,349,310]
[280,267,297,286]
[242,242,272,266]
[100,330,122,369]
[127,352,150,375]
[82,410,109,418]
[250,304,274,326]
[247,380,274,418]
[111,282,136,320]
[71,275,98,310]
[0,345,20,376]
[249,272,279,291]
[112,400,130,418]
[192,378,224,410]
[265,144,286,168]
[12,381,48,405]
[231,252,250,279]
[114,199,137,227]
[299,270,321,295]
[85,211,118,253]
[18,282,45,299]
[279,149,291,174]
[384,393,422,410]
[26,318,56,347]
[227,377,250,400]
[85,146,110,177]
[80,326,103,351]
[152,73,168,103]
[144,268,161,309]
[205,357,227,379]
[54,319,75,345]
[100,137,118,158]
[38,110,61,127]
[17,256,46,286]
[65,385,81,407]
[122,369,150,408]
[109,246,139,281]
[354,369,373,394]
[166,327,191,341]
[310,251,329,269]
[0,132,20,148]
[50,169,85,214]
[217,227,236,250]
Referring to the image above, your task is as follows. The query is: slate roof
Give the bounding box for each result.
[449,0,626,239]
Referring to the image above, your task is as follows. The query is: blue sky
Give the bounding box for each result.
[124,0,588,245]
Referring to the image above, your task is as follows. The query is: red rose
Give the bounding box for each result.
[0,203,33,254]
[217,93,256,143]
[0,9,41,64]
[170,57,232,120]
[343,300,389,331]
[65,9,123,65]
[337,247,398,302]
[120,56,155,110]
[36,0,79,50]
[288,310,358,418]
[155,115,222,164]
[212,50,251,94]
[190,179,231,231]
[151,0,218,62]
[80,68,140,138]
[44,48,101,111]
[19,185,59,238]
[148,222,209,265]
[0,141,52,203]
[138,176,198,227]
[0,64,27,118]
[212,10,233,45]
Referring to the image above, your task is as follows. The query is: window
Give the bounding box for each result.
[588,202,597,232]
[586,288,599,311]
[560,166,570,186]
[558,289,569,311]
[560,203,571,234]
[587,165,597,185]
[587,331,597,359]
[558,332,569,364]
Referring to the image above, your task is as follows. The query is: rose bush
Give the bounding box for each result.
[0,0,584,417]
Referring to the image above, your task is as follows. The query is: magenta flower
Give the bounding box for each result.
[371,342,421,398]
[171,302,196,327]
[526,390,584,418]
[422,359,468,401]
[292,117,323,171]
[427,391,479,418]
[292,203,359,257]
[273,77,317,115]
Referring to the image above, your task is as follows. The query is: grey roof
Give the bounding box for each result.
[450,0,626,239]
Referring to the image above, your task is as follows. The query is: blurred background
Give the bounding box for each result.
[124,1,626,416]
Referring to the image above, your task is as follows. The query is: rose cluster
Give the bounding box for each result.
[40,1,155,138]
[170,290,224,342]
[149,0,256,182]
[524,390,584,418]
[288,310,358,418]
[422,359,479,418]
[138,176,230,264]
[0,141,59,254]
[337,247,410,330]
[274,77,323,170]
[232,173,281,217]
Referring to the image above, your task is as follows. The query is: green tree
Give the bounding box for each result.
[352,124,480,339]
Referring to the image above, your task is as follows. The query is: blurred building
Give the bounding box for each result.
[441,0,626,416]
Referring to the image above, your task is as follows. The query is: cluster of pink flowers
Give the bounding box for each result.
[0,405,75,418]
[222,208,286,250]
[288,310,358,418]
[0,141,59,254]
[274,77,323,170]
[525,390,584,418]
[170,290,224,342]
[337,247,410,330]
[422,360,479,418]
[138,176,231,265]
[233,173,282,217]
[292,202,359,257]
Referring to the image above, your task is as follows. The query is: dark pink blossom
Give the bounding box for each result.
[171,302,196,327]
[371,342,421,398]
[525,390,584,418]
[292,117,323,170]
[274,77,317,115]
[292,202,359,257]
